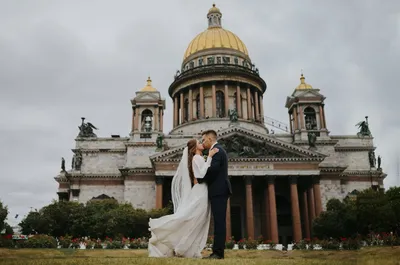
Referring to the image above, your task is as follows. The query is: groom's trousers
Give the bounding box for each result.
[210,194,229,257]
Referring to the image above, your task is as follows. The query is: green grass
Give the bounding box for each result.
[0,247,399,265]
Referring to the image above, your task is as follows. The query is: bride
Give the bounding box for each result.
[148,138,219,258]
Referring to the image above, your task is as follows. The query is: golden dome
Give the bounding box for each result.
[140,77,157,92]
[183,4,249,61]
[184,28,249,60]
[295,74,313,90]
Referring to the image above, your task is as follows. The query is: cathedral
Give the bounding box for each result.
[55,4,386,245]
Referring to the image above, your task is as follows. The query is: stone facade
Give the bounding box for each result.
[54,4,387,244]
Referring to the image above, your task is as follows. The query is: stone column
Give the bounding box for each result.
[268,176,279,243]
[320,105,326,129]
[236,84,242,118]
[289,114,293,134]
[255,91,259,121]
[245,176,255,240]
[200,85,204,118]
[174,96,178,127]
[135,108,139,131]
[160,109,164,132]
[313,177,323,216]
[264,180,271,240]
[246,87,251,120]
[290,176,302,243]
[180,92,184,124]
[308,185,316,233]
[302,189,311,239]
[226,197,232,240]
[299,106,305,129]
[224,83,229,117]
[212,83,216,117]
[188,88,193,121]
[259,94,264,122]
[155,176,164,209]
[131,107,136,132]
[154,107,159,131]
[293,107,298,131]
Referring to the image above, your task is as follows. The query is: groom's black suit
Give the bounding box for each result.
[197,143,232,258]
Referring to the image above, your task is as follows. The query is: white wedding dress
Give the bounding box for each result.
[148,147,212,258]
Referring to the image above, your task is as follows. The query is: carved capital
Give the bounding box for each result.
[244,176,253,185]
[155,176,164,185]
[289,176,298,185]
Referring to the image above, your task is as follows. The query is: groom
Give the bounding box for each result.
[197,130,232,259]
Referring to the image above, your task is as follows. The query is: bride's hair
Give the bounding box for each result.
[187,139,197,186]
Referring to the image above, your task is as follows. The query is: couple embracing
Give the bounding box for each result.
[148,130,232,259]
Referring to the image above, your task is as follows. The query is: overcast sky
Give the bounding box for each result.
[0,0,399,226]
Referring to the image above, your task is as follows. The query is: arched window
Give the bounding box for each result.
[233,92,237,110]
[216,91,225,118]
[196,94,200,118]
[304,106,317,130]
[184,98,189,122]
[141,109,153,132]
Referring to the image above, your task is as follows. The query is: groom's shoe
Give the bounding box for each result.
[205,253,223,259]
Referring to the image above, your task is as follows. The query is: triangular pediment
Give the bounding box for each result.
[151,127,325,161]
[134,91,161,101]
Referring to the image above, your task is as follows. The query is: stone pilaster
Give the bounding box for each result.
[224,83,229,117]
[174,96,178,127]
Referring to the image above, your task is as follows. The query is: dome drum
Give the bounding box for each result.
[169,63,266,97]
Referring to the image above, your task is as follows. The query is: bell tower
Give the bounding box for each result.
[130,77,166,140]
[285,73,329,141]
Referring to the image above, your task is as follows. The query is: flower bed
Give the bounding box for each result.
[1,232,399,250]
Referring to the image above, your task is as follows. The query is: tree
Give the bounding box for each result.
[313,198,357,239]
[0,201,9,233]
[356,188,396,234]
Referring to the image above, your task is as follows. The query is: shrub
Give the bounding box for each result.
[341,237,361,250]
[70,238,80,249]
[237,238,245,249]
[292,239,307,250]
[225,237,235,249]
[0,236,14,248]
[17,235,57,248]
[319,239,340,250]
[245,238,258,249]
[58,236,72,248]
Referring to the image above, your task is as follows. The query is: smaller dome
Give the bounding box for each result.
[208,4,221,15]
[295,74,313,90]
[140,77,157,92]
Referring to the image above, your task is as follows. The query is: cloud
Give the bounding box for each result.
[0,0,399,225]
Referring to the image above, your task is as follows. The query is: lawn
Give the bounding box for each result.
[0,247,399,265]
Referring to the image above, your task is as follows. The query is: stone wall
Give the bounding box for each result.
[124,180,156,210]
[80,152,126,174]
[78,184,125,203]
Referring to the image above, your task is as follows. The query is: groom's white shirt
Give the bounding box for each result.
[210,141,218,150]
